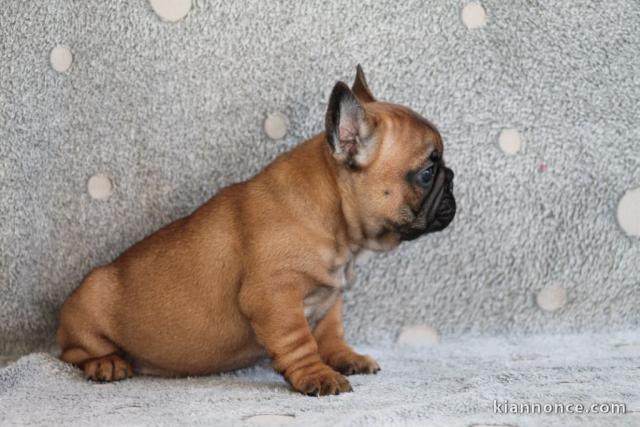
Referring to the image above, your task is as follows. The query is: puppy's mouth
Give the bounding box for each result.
[396,166,456,242]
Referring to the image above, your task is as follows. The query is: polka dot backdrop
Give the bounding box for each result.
[149,0,191,22]
[1,0,639,356]
[617,187,640,237]
[87,174,114,201]
[461,2,488,29]
[536,285,568,312]
[263,112,289,140]
[498,128,523,155]
[49,45,73,72]
[397,324,440,347]
[245,414,296,426]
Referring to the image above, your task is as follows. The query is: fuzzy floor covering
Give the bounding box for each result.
[2,331,639,427]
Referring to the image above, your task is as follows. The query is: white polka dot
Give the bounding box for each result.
[470,424,515,427]
[264,112,289,140]
[498,128,523,155]
[87,174,113,200]
[617,187,640,237]
[397,325,439,347]
[462,2,487,29]
[245,414,296,426]
[149,0,191,22]
[614,342,640,353]
[50,46,73,73]
[536,286,567,312]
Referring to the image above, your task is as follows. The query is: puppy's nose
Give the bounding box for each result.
[445,168,454,182]
[445,167,454,191]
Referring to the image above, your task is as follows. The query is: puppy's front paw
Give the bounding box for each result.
[288,363,352,396]
[329,352,380,376]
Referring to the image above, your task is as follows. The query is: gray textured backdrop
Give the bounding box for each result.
[1,0,639,355]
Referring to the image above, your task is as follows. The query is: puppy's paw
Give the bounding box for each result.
[288,363,352,396]
[82,354,133,382]
[329,352,380,376]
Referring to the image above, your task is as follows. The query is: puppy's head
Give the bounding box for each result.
[325,66,456,250]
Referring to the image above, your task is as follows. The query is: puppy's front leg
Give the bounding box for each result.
[313,297,380,375]
[239,279,352,396]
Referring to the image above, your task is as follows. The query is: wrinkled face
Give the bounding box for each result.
[350,103,456,248]
[324,67,455,250]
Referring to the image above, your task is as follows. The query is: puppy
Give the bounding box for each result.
[57,66,456,396]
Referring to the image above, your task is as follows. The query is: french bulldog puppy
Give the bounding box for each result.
[57,66,456,396]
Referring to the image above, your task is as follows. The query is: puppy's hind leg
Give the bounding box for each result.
[56,267,133,382]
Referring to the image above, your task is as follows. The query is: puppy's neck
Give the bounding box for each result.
[261,135,373,252]
[305,135,392,251]
[321,137,399,252]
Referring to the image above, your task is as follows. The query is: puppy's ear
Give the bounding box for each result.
[352,64,376,103]
[325,82,377,167]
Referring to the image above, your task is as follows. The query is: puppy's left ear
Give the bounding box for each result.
[325,82,377,167]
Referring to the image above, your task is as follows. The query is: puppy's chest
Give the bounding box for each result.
[303,251,358,328]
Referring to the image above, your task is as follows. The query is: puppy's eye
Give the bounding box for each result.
[418,166,435,186]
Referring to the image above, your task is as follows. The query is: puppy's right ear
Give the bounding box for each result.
[352,65,376,103]
[325,82,377,168]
